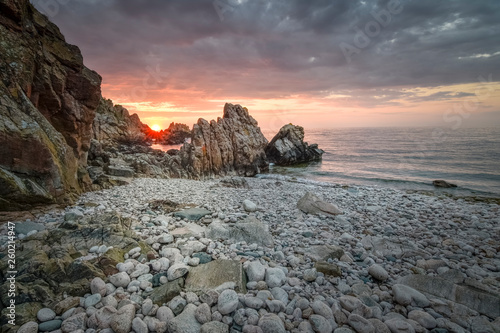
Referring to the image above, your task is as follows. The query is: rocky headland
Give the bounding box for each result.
[0,0,322,210]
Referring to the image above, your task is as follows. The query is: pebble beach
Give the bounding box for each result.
[4,176,500,333]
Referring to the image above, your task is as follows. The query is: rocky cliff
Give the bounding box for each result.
[265,124,324,166]
[179,103,269,178]
[92,98,147,143]
[0,0,101,210]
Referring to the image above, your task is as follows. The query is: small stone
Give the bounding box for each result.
[246,261,266,282]
[243,200,258,212]
[37,308,56,322]
[131,263,150,278]
[195,303,212,324]
[38,320,62,332]
[167,263,189,281]
[339,296,362,312]
[384,318,416,333]
[17,321,38,333]
[90,277,107,296]
[258,313,286,333]
[392,284,430,307]
[368,264,388,281]
[110,304,136,333]
[265,267,286,288]
[142,298,154,316]
[156,306,175,322]
[311,300,333,319]
[84,294,102,308]
[347,314,375,333]
[109,272,131,288]
[314,261,342,277]
[166,304,202,333]
[170,296,187,315]
[270,287,288,305]
[61,313,87,332]
[218,289,239,315]
[132,317,148,333]
[101,295,118,308]
[408,310,437,329]
[303,268,318,282]
[245,297,264,309]
[309,314,333,333]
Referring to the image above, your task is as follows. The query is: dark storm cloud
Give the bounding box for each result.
[31,0,500,103]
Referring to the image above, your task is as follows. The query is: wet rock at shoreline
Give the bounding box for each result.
[433,179,458,188]
[265,124,324,166]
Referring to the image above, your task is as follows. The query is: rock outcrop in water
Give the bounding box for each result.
[265,124,324,166]
[179,103,269,178]
[0,0,101,210]
[156,122,191,145]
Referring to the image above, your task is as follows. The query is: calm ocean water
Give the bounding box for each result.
[261,127,500,197]
[151,127,500,197]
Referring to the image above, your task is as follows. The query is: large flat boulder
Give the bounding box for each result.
[174,207,211,221]
[398,273,500,319]
[297,192,342,216]
[206,216,274,247]
[185,259,247,294]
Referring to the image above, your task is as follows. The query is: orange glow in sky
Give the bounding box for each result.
[103,81,500,133]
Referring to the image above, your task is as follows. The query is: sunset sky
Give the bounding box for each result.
[32,0,500,131]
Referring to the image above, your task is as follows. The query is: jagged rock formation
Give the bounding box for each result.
[179,103,269,178]
[0,0,101,210]
[92,98,147,143]
[164,122,190,144]
[265,124,324,166]
[0,0,321,211]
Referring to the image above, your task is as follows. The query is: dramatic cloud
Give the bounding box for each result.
[32,0,500,128]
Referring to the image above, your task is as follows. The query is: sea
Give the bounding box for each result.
[152,127,500,198]
[261,127,500,198]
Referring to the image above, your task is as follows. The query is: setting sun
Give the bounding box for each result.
[151,124,161,132]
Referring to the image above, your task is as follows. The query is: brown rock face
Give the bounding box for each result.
[179,103,269,178]
[92,98,146,143]
[0,0,101,209]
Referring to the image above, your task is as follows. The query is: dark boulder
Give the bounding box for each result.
[265,124,324,166]
[432,180,457,188]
